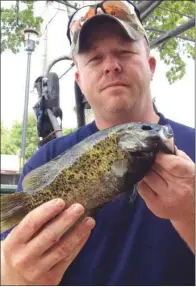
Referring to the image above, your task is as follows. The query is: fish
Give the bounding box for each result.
[1,122,176,233]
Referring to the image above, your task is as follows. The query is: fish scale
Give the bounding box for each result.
[23,134,125,212]
[1,122,175,233]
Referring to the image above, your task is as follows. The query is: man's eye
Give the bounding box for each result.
[121,50,136,54]
[90,56,102,62]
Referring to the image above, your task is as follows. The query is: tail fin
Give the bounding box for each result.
[1,193,29,234]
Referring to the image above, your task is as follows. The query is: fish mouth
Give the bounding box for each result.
[156,125,175,154]
[161,125,173,138]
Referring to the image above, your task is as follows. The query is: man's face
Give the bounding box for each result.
[75,20,156,118]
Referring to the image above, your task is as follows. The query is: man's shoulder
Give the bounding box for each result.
[167,118,194,133]
[166,117,195,141]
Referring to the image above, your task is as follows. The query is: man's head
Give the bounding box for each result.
[67,1,157,127]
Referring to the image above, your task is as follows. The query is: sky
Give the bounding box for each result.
[1,1,195,130]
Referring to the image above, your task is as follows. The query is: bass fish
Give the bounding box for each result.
[1,122,175,233]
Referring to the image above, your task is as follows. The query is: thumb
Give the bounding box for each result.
[175,146,192,161]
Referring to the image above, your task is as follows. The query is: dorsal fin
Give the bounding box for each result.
[22,155,63,193]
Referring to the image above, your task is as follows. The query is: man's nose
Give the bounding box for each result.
[103,57,122,75]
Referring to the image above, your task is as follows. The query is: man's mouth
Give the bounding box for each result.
[102,82,128,91]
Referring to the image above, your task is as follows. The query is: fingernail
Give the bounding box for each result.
[72,203,84,214]
[53,198,64,207]
[84,217,96,229]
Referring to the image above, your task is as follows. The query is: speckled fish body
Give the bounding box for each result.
[1,122,175,233]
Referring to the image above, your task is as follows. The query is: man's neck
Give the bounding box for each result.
[94,109,160,130]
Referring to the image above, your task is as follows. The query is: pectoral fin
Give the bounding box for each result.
[111,159,129,178]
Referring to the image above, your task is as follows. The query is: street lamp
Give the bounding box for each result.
[20,28,39,172]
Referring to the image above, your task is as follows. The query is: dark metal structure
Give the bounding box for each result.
[28,1,196,144]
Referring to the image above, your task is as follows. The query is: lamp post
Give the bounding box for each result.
[20,28,39,172]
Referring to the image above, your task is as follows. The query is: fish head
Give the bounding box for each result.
[116,122,175,154]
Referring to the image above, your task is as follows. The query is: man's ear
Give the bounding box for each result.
[148,56,156,79]
[75,71,81,89]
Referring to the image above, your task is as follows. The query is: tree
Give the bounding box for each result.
[1,122,12,154]
[1,1,194,83]
[142,1,195,83]
[63,128,76,136]
[1,113,39,160]
[1,1,43,54]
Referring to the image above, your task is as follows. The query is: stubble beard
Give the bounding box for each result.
[103,91,138,114]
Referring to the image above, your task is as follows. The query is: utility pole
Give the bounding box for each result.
[20,29,39,172]
[42,23,48,76]
[42,2,49,76]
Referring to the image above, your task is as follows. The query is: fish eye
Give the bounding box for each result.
[141,125,152,131]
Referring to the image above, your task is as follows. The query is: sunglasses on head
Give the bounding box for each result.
[67,0,142,45]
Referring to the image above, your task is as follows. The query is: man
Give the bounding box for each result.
[1,1,195,285]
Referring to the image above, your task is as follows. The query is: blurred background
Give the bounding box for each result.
[1,1,195,184]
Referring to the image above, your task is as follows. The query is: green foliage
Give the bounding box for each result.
[63,128,76,136]
[1,1,43,53]
[1,113,39,161]
[1,122,12,154]
[0,0,195,83]
[144,1,195,83]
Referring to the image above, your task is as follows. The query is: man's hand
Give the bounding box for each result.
[1,199,95,285]
[138,148,195,253]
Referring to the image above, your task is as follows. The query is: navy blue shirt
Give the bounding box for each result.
[3,113,195,285]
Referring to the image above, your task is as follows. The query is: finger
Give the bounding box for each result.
[39,217,95,271]
[155,152,194,178]
[10,198,66,244]
[143,169,168,196]
[138,180,158,210]
[27,203,85,257]
[152,163,172,181]
[47,233,90,285]
[152,162,177,182]
[155,152,176,168]
[175,148,192,161]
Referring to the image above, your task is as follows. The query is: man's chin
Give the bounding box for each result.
[104,103,133,114]
[105,96,133,109]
